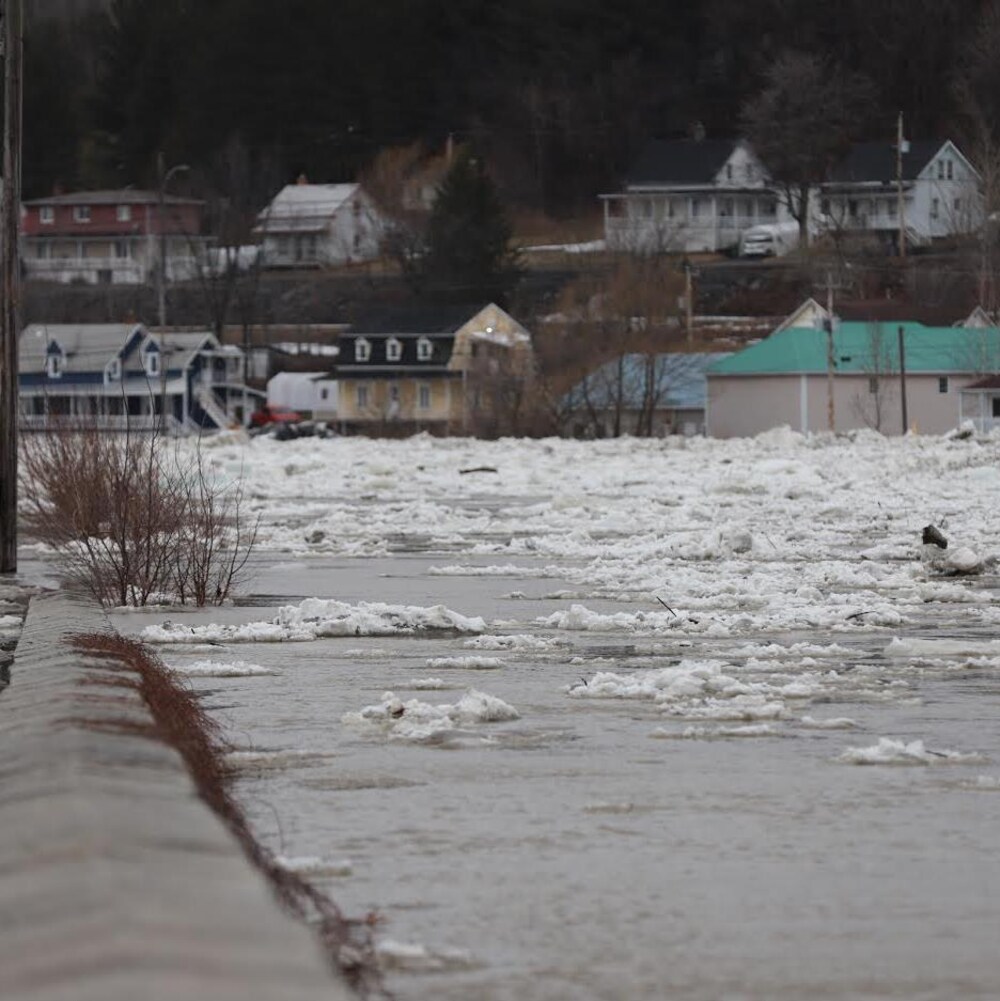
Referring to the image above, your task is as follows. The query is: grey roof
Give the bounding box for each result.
[826,141,942,184]
[625,140,739,186]
[23,189,202,207]
[19,323,218,375]
[564,353,731,410]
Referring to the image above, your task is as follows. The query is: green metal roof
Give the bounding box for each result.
[708,322,1000,376]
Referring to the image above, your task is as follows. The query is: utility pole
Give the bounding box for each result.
[828,270,836,430]
[896,112,907,260]
[683,258,694,344]
[156,153,189,329]
[0,0,24,574]
[898,324,908,434]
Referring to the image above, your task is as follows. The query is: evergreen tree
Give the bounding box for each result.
[423,148,519,301]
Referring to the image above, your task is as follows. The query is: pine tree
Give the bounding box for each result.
[423,147,519,300]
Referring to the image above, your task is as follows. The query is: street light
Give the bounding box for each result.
[157,153,190,328]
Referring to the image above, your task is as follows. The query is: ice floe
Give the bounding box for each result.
[141,598,485,644]
[343,688,520,742]
[166,659,279,677]
[838,737,985,765]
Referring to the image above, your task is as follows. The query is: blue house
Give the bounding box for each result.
[562,353,730,437]
[18,323,261,432]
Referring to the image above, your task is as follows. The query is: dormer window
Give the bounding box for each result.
[416,337,432,361]
[355,337,371,362]
[73,205,91,223]
[725,164,733,181]
[143,344,161,378]
[105,357,122,383]
[46,342,65,379]
[39,206,54,225]
[386,337,402,362]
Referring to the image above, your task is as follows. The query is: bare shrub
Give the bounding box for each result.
[20,426,258,607]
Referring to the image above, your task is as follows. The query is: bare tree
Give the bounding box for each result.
[742,51,873,248]
[851,322,897,432]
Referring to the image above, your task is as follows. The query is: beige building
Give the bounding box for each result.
[707,321,1000,437]
[335,304,533,435]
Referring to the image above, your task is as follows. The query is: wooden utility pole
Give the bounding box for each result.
[896,112,906,260]
[898,324,908,435]
[0,0,24,574]
[683,258,694,344]
[825,272,836,431]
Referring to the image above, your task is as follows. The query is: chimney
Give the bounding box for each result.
[296,173,309,185]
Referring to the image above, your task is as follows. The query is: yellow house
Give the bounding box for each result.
[336,304,533,435]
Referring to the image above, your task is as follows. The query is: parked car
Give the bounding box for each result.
[739,222,799,258]
[249,403,302,427]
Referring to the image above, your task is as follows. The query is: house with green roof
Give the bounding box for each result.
[706,321,1000,437]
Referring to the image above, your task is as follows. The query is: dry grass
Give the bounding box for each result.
[72,632,386,997]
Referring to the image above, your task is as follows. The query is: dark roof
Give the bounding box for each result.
[345,302,481,335]
[23,189,202,207]
[827,141,943,184]
[625,139,739,186]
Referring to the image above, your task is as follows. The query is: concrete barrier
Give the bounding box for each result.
[0,591,351,1000]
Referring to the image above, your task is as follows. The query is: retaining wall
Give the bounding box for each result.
[0,591,349,1001]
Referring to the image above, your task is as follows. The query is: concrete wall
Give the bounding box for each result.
[0,592,348,1001]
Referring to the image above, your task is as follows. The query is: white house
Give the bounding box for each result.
[18,323,260,432]
[603,137,982,255]
[600,139,792,254]
[817,141,982,249]
[254,182,386,267]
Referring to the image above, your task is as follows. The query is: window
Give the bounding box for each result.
[993,397,1000,419]
[418,384,431,410]
[820,199,830,217]
[144,346,160,378]
[39,206,54,225]
[46,345,64,379]
[947,160,954,180]
[356,384,369,408]
[354,337,371,362]
[114,240,130,259]
[416,337,433,361]
[386,337,402,362]
[745,163,755,182]
[73,205,91,223]
[389,384,400,403]
[938,161,945,179]
[116,204,132,222]
[938,377,949,394]
[887,199,897,218]
[848,200,858,218]
[320,387,329,400]
[954,198,962,214]
[868,376,878,394]
[690,199,700,219]
[931,198,939,219]
[105,358,121,383]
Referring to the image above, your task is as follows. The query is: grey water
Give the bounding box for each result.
[111,551,1000,1001]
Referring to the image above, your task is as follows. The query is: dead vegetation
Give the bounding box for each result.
[72,632,387,996]
[20,426,258,607]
